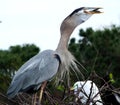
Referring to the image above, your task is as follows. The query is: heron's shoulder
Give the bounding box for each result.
[37,49,56,56]
[33,50,60,61]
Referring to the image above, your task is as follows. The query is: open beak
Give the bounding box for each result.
[84,7,103,14]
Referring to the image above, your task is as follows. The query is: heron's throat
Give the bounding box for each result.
[56,34,69,50]
[57,25,75,50]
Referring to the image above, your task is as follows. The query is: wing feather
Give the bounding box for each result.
[7,50,60,98]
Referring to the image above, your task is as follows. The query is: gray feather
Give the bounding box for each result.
[7,50,60,98]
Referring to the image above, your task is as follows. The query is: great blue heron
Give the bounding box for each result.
[71,80,103,105]
[7,7,102,102]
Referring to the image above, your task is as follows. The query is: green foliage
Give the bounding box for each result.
[69,25,120,87]
[57,85,65,92]
[0,44,40,93]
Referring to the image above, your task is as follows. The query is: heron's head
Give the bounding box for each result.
[70,81,81,91]
[60,7,102,35]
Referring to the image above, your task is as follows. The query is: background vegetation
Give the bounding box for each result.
[0,25,120,104]
[0,44,40,93]
[69,25,120,87]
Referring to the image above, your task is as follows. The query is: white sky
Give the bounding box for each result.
[0,0,120,51]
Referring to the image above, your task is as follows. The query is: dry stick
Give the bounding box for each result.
[44,91,58,105]
[17,94,23,104]
[21,93,32,104]
[0,93,18,105]
[76,80,100,104]
[92,87,103,104]
[84,82,103,105]
[39,81,47,104]
[111,88,120,94]
[80,80,90,98]
[93,72,113,103]
[74,80,91,103]
[31,94,34,105]
[87,81,94,104]
[17,95,24,105]
[22,94,31,105]
[33,93,37,105]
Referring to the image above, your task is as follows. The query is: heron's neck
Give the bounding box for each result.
[56,27,75,51]
[57,32,72,50]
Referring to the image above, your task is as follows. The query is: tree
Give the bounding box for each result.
[69,25,120,86]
